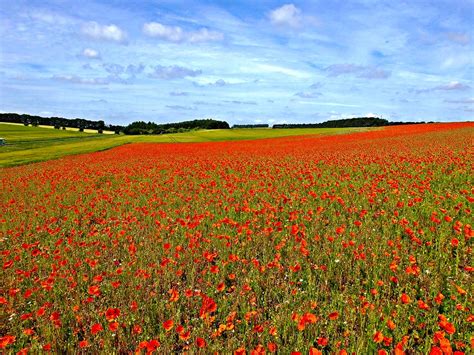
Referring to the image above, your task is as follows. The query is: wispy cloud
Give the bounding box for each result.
[53,63,144,85]
[209,79,227,86]
[433,81,471,91]
[193,77,247,86]
[325,64,391,79]
[268,3,318,29]
[359,68,391,79]
[417,81,472,93]
[294,91,321,98]
[148,65,202,80]
[103,63,124,75]
[143,22,223,43]
[52,74,118,85]
[28,9,75,25]
[224,100,257,105]
[81,21,127,43]
[125,64,145,76]
[444,98,474,104]
[269,4,302,28]
[325,64,364,76]
[165,105,195,110]
[242,64,310,79]
[1,0,473,124]
[169,91,189,96]
[80,48,101,59]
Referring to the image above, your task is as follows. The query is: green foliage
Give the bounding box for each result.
[0,113,112,131]
[123,119,230,135]
[273,117,426,129]
[232,124,269,128]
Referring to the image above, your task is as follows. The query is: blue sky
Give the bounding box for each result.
[0,0,473,125]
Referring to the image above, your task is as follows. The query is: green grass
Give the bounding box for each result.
[0,123,369,167]
[0,124,113,152]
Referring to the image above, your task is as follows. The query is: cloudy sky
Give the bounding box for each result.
[0,0,473,125]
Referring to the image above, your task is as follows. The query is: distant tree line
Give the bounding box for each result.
[272,117,426,129]
[123,119,230,135]
[1,113,430,135]
[0,113,230,135]
[232,124,269,128]
[0,113,123,134]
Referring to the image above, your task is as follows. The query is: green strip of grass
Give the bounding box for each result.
[0,123,368,167]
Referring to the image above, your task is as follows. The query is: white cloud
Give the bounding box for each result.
[213,79,227,86]
[269,4,302,28]
[53,74,109,85]
[434,81,470,91]
[53,72,131,85]
[148,65,202,80]
[143,22,223,43]
[294,91,321,98]
[192,76,247,86]
[188,28,224,43]
[325,63,391,79]
[82,22,127,43]
[28,10,75,26]
[364,112,380,118]
[415,81,471,94]
[251,64,311,78]
[444,98,474,104]
[143,22,183,41]
[441,54,472,69]
[169,91,189,96]
[81,48,100,59]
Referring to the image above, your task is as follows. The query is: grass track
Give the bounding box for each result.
[0,123,368,167]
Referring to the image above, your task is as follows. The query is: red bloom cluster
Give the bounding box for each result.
[1,123,473,353]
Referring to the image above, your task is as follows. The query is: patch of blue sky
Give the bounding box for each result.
[0,0,472,124]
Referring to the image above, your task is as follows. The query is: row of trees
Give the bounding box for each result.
[1,113,429,135]
[232,124,269,128]
[0,113,230,135]
[272,117,427,129]
[0,113,124,134]
[123,119,230,135]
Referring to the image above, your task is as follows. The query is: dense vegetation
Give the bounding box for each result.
[123,119,230,135]
[232,124,269,128]
[1,113,432,136]
[272,117,426,129]
[0,113,122,133]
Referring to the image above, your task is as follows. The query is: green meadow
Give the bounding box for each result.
[0,123,368,168]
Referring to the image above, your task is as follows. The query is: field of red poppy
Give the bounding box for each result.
[1,123,473,354]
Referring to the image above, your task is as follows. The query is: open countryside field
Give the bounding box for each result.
[1,123,473,353]
[0,123,368,168]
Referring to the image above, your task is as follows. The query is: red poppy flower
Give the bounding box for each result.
[163,319,174,331]
[91,323,103,335]
[196,337,207,348]
[105,308,120,321]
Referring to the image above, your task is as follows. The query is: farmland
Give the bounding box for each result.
[0,123,367,168]
[0,123,473,353]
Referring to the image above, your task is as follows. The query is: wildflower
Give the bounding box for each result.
[163,319,174,331]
